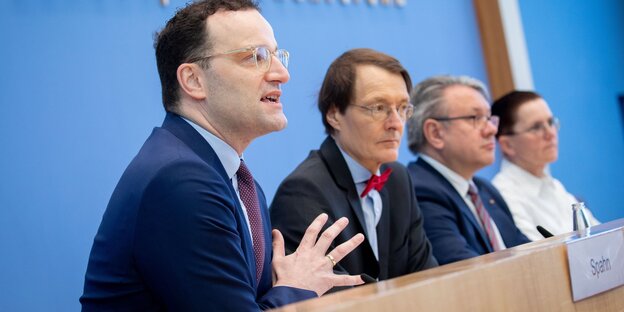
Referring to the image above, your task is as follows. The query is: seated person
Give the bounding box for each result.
[491,90,599,241]
[80,1,365,309]
[271,48,438,285]
[405,75,530,265]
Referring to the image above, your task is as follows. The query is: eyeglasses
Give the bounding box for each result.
[351,103,415,121]
[431,114,499,130]
[504,117,560,136]
[186,46,289,72]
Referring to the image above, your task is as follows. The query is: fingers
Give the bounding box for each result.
[297,213,329,251]
[272,229,285,259]
[327,233,364,263]
[314,217,349,253]
[330,274,365,287]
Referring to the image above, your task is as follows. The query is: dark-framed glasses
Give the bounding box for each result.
[432,114,499,129]
[186,46,289,72]
[351,103,415,121]
[505,117,560,136]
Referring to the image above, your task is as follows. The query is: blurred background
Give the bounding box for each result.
[0,0,622,310]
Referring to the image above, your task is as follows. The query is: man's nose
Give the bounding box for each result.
[385,108,404,131]
[482,119,498,136]
[265,55,290,84]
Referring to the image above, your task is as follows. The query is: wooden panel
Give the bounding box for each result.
[271,219,624,311]
[473,0,515,100]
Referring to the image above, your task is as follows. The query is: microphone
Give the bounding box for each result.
[361,273,377,284]
[536,225,554,238]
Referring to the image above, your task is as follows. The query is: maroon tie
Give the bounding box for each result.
[467,184,501,251]
[236,161,265,284]
[360,168,393,198]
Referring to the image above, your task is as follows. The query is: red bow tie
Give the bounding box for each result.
[360,168,393,198]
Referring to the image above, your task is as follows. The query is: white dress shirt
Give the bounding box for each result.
[492,158,600,241]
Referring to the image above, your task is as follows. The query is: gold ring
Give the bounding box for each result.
[326,254,337,267]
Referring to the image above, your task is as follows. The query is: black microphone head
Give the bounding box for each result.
[536,225,554,238]
[360,273,377,284]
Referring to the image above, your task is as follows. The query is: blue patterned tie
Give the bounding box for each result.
[237,161,265,284]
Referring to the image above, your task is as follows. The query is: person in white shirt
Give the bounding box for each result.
[491,91,599,241]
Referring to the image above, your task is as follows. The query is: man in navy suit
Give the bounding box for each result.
[405,75,530,265]
[80,1,365,310]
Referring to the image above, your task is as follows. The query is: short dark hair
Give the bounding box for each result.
[491,90,542,138]
[317,48,412,134]
[154,0,260,112]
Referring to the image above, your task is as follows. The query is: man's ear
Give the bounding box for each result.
[423,119,445,149]
[176,63,207,101]
[498,136,516,158]
[326,106,341,132]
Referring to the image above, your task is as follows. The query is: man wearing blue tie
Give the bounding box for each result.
[80,1,365,310]
[405,75,530,265]
[271,49,437,287]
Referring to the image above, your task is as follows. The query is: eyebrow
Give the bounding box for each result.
[469,107,490,114]
[367,94,410,103]
[525,115,554,124]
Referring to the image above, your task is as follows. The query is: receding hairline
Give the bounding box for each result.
[204,8,274,52]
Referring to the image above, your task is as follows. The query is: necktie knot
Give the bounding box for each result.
[361,168,392,198]
[467,183,479,199]
[237,160,253,184]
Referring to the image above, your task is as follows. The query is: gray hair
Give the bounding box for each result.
[406,75,490,154]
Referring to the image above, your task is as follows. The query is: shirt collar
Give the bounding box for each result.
[420,154,471,197]
[500,158,553,196]
[183,117,240,180]
[336,144,379,185]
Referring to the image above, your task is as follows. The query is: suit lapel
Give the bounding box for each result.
[255,183,273,290]
[376,168,391,278]
[161,113,259,285]
[162,113,228,181]
[161,113,242,214]
[319,137,368,237]
[319,136,381,278]
[472,183,495,252]
[416,158,492,252]
[476,181,502,249]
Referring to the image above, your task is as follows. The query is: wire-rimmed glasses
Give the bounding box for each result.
[351,103,415,121]
[432,114,500,129]
[186,46,289,72]
[503,117,560,136]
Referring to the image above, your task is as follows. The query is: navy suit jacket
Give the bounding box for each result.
[271,137,437,283]
[80,113,315,311]
[407,158,530,265]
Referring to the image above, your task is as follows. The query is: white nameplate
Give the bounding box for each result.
[566,229,624,301]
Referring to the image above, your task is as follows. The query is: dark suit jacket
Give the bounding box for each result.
[407,158,530,265]
[271,137,437,282]
[80,113,315,311]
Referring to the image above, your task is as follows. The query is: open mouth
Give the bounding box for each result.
[261,95,279,103]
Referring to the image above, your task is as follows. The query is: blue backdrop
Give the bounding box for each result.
[0,0,621,311]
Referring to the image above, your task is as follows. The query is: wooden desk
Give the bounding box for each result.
[272,219,624,311]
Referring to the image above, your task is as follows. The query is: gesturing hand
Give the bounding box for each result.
[272,213,365,296]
